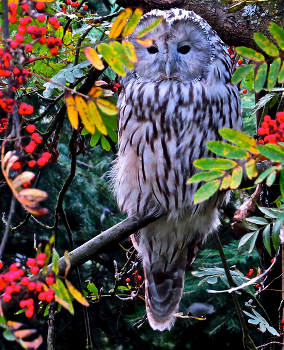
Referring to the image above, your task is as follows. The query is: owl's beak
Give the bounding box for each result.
[165,61,171,79]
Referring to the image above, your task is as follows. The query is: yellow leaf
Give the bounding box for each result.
[109,8,132,39]
[8,0,19,5]
[54,295,73,314]
[97,43,126,76]
[96,98,118,116]
[21,336,43,350]
[7,321,23,330]
[65,92,78,129]
[122,8,143,37]
[246,159,258,180]
[12,172,35,190]
[88,100,107,135]
[220,175,231,190]
[122,40,137,62]
[64,251,71,278]
[89,87,103,98]
[18,189,48,207]
[66,280,90,306]
[84,47,104,70]
[136,39,153,47]
[74,95,95,134]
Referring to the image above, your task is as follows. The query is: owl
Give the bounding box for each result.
[113,8,242,331]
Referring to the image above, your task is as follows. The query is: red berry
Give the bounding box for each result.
[23,182,31,189]
[10,41,18,49]
[31,132,40,141]
[46,277,54,285]
[27,258,36,267]
[25,309,33,318]
[115,83,120,88]
[50,47,58,56]
[83,5,88,9]
[47,288,55,295]
[35,2,45,10]
[37,260,44,268]
[271,258,275,263]
[25,44,33,53]
[0,261,3,269]
[237,60,243,65]
[27,282,36,291]
[25,145,35,153]
[26,124,36,133]
[137,275,142,281]
[9,16,17,24]
[38,292,46,301]
[242,89,247,94]
[281,319,284,325]
[5,286,13,294]
[14,285,21,293]
[66,0,71,4]
[30,266,39,275]
[21,3,29,11]
[37,158,47,167]
[18,26,26,35]
[42,152,51,160]
[46,293,54,302]
[3,293,11,302]
[71,2,76,7]
[37,253,47,261]
[12,162,21,170]
[126,278,130,283]
[19,300,26,308]
[39,37,46,45]
[28,160,36,168]
[37,14,46,22]
[49,17,58,25]
[36,283,44,292]
[54,38,62,46]
[21,277,29,286]
[249,269,254,275]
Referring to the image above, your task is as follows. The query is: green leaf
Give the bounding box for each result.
[97,43,126,76]
[206,141,249,159]
[245,69,254,91]
[279,61,284,84]
[0,316,6,328]
[231,166,243,189]
[219,128,259,154]
[228,2,246,13]
[87,282,98,296]
[254,33,279,57]
[255,166,277,184]
[238,231,256,249]
[122,8,143,37]
[231,64,255,84]
[56,279,74,314]
[193,158,237,170]
[236,47,264,62]
[3,328,15,341]
[136,17,163,38]
[90,130,101,147]
[257,144,284,162]
[272,220,282,251]
[268,22,284,51]
[81,126,90,136]
[280,168,284,196]
[246,217,269,225]
[117,285,131,290]
[52,248,60,275]
[187,170,224,184]
[109,41,134,70]
[101,135,110,151]
[266,170,276,187]
[246,159,258,180]
[193,180,220,204]
[249,230,259,253]
[255,62,267,92]
[267,58,281,91]
[259,207,282,218]
[263,224,272,256]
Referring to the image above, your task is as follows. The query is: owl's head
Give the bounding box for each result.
[128,9,231,84]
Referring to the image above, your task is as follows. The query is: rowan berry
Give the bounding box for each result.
[27,258,36,267]
[39,37,46,45]
[37,253,47,261]
[10,41,18,49]
[0,261,3,269]
[12,162,21,170]
[115,83,120,88]
[113,87,118,92]
[28,160,36,168]
[242,89,247,94]
[18,26,26,35]
[47,288,55,295]
[25,44,33,53]
[19,104,34,115]
[21,3,29,11]
[35,2,45,10]
[3,293,11,302]
[10,263,20,271]
[20,300,27,308]
[14,285,21,293]
[71,2,76,7]
[37,260,44,268]
[38,292,46,301]
[26,125,36,134]
[9,16,17,24]
[46,277,54,285]
[271,258,275,263]
[53,22,60,30]
[25,309,33,318]
[23,182,31,189]
[28,282,36,290]
[137,275,142,281]
[50,47,58,56]
[36,283,43,292]
[6,286,13,294]
[126,278,130,283]
[46,293,54,302]
[49,17,58,25]
[37,158,47,167]
[66,0,71,4]
[37,14,46,22]
[38,27,47,36]
[54,38,62,46]
[30,266,39,275]
[42,152,51,160]
[83,5,88,9]
[238,59,243,65]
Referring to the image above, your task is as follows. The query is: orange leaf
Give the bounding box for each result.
[7,321,23,330]
[122,40,137,63]
[65,92,78,130]
[18,189,48,207]
[64,251,70,278]
[8,0,19,5]
[74,95,95,134]
[87,100,107,135]
[14,329,37,339]
[89,87,103,98]
[84,47,104,70]
[109,8,132,39]
[96,99,118,116]
[21,335,43,349]
[136,39,153,47]
[65,280,89,306]
[12,172,35,190]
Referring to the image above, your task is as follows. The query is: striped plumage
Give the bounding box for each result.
[113,9,242,331]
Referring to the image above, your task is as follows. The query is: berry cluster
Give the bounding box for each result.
[258,113,284,144]
[125,269,143,289]
[65,0,88,10]
[246,268,254,278]
[0,254,55,319]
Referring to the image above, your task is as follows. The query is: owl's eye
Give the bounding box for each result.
[177,45,191,54]
[147,46,159,54]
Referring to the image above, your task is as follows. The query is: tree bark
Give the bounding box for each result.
[117,0,284,49]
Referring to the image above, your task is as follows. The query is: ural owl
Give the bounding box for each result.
[113,8,242,331]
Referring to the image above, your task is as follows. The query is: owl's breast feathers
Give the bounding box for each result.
[114,79,242,217]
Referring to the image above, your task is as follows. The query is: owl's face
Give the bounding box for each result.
[130,10,214,83]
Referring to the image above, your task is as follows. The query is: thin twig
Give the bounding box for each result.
[0,197,16,260]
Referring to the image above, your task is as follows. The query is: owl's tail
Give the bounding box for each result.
[135,218,203,331]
